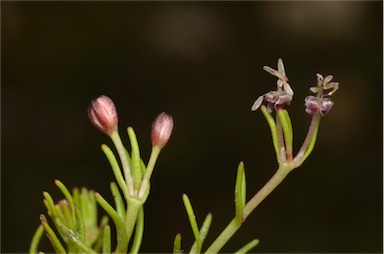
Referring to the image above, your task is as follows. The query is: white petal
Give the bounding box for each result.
[277,58,285,75]
[263,66,280,77]
[310,87,319,93]
[327,82,339,96]
[323,75,333,84]
[277,79,284,89]
[284,82,294,96]
[316,73,324,85]
[251,96,264,111]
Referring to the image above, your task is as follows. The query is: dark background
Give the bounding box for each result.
[2,1,382,253]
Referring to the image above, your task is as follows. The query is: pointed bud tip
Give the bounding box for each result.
[151,112,174,148]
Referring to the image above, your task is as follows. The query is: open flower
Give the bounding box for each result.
[251,58,294,112]
[310,73,339,96]
[263,58,293,95]
[305,73,339,116]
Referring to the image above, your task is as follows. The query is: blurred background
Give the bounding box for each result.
[2,1,382,253]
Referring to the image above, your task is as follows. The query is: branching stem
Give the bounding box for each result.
[205,164,294,254]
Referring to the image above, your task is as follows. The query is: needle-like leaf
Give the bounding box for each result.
[182,194,202,253]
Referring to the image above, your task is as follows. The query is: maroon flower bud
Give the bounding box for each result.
[305,96,334,116]
[305,96,321,115]
[88,95,118,135]
[151,112,174,148]
[320,98,334,116]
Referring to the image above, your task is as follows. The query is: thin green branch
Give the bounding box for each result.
[59,200,74,229]
[101,144,129,201]
[124,198,142,245]
[235,162,246,224]
[110,182,126,219]
[127,127,143,193]
[205,164,294,253]
[130,207,145,254]
[29,225,44,254]
[102,225,111,254]
[295,113,321,166]
[190,213,212,254]
[277,109,293,161]
[110,131,135,197]
[55,180,75,220]
[260,106,280,162]
[182,194,202,253]
[173,233,182,254]
[234,239,260,254]
[40,215,67,254]
[138,146,161,200]
[58,223,97,254]
[95,192,128,254]
[43,192,64,222]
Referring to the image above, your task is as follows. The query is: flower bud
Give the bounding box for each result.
[304,96,321,115]
[305,96,334,116]
[88,95,118,135]
[320,98,334,116]
[151,112,174,148]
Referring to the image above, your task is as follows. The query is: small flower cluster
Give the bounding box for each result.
[251,59,339,116]
[251,58,294,112]
[305,73,339,116]
[250,58,340,166]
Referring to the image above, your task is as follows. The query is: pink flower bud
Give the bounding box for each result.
[319,98,334,116]
[88,95,118,135]
[151,112,174,148]
[305,96,321,115]
[305,96,334,116]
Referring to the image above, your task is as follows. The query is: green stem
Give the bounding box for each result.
[127,127,143,193]
[43,192,64,222]
[124,198,142,245]
[102,144,130,201]
[295,113,321,166]
[59,200,74,229]
[182,194,202,253]
[130,207,144,254]
[29,225,44,254]
[234,162,246,224]
[40,215,67,254]
[205,164,294,253]
[173,233,182,254]
[275,110,285,161]
[277,109,294,161]
[138,146,161,200]
[190,213,212,254]
[102,225,111,254]
[234,239,259,254]
[110,131,135,197]
[260,106,281,162]
[55,180,75,221]
[243,164,293,218]
[58,223,97,254]
[110,182,126,219]
[95,192,128,254]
